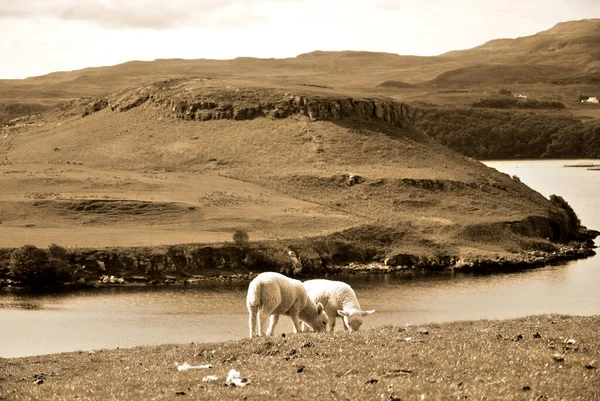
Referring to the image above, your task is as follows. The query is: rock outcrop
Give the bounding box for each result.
[82,79,413,127]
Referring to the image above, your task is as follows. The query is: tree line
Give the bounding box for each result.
[413,107,600,159]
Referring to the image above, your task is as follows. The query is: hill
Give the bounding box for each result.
[1,20,599,129]
[0,78,592,272]
[442,18,600,68]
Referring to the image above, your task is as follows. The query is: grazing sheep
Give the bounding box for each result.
[246,272,328,337]
[303,279,375,332]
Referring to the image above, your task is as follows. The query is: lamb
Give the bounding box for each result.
[246,272,328,337]
[302,279,375,332]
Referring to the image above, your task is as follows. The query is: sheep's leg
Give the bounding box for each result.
[290,316,302,334]
[327,316,336,333]
[301,322,307,332]
[248,305,259,338]
[266,314,279,336]
[258,310,270,337]
[342,317,350,331]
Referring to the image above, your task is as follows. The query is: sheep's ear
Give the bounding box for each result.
[337,310,350,317]
[316,303,324,314]
[360,310,376,316]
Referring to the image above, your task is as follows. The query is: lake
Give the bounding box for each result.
[1,159,599,358]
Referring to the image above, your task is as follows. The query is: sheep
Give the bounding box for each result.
[302,279,375,332]
[246,272,328,337]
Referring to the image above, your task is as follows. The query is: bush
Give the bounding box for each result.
[10,244,72,287]
[243,246,292,272]
[549,195,581,233]
[232,229,249,247]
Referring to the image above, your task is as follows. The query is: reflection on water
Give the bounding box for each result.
[0,300,44,310]
[0,160,599,358]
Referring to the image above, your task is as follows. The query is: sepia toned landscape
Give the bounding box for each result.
[1,9,599,401]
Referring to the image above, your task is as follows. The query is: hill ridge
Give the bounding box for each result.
[82,79,413,127]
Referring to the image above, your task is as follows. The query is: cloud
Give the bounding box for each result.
[0,0,274,30]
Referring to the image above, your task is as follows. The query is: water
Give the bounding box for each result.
[1,160,599,358]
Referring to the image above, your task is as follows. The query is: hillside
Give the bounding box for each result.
[442,18,600,68]
[2,19,600,126]
[0,78,591,270]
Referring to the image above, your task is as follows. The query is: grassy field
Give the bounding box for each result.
[1,315,598,400]
[0,77,593,271]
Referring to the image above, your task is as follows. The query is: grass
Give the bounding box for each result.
[0,85,594,265]
[1,315,598,400]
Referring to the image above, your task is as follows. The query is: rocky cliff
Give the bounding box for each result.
[82,78,413,127]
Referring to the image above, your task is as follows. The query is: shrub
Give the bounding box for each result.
[10,244,72,287]
[549,195,581,233]
[243,246,292,272]
[232,229,249,247]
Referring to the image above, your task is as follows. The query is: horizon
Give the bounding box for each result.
[1,1,600,80]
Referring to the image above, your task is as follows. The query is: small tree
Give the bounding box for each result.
[10,244,71,287]
[233,229,249,248]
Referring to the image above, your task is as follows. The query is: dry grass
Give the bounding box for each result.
[0,96,567,258]
[1,20,598,258]
[1,315,598,400]
[0,77,590,261]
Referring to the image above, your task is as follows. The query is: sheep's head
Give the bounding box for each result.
[338,309,376,331]
[306,302,328,332]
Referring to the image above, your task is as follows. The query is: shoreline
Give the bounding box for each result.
[1,314,598,400]
[1,234,597,291]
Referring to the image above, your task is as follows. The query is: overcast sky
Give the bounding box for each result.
[1,0,598,79]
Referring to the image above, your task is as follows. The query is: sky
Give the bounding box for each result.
[0,0,599,79]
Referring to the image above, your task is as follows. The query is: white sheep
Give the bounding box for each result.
[302,279,375,332]
[246,272,328,337]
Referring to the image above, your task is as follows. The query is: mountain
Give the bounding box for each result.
[442,18,600,68]
[431,18,600,87]
[2,19,600,126]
